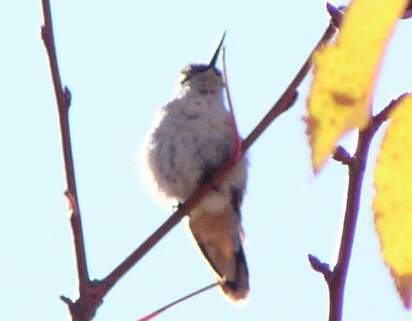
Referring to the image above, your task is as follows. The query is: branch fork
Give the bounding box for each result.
[309,95,403,321]
[41,1,340,320]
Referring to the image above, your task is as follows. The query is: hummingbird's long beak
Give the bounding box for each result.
[208,31,226,68]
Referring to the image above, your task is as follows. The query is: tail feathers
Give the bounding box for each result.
[220,247,249,301]
[190,217,249,301]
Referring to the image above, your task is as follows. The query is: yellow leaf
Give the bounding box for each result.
[374,94,412,308]
[307,0,407,172]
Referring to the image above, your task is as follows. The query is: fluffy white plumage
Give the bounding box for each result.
[141,54,249,301]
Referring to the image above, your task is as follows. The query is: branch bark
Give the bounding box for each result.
[40,0,90,296]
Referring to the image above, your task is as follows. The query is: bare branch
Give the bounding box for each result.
[242,21,337,151]
[40,0,90,291]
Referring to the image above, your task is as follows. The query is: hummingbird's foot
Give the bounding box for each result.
[173,202,191,216]
[172,202,183,211]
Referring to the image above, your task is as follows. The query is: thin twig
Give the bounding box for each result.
[40,0,90,290]
[222,46,241,162]
[221,47,236,122]
[136,282,219,321]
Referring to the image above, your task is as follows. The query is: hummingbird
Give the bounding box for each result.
[141,33,249,301]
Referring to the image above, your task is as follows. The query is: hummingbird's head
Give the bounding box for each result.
[179,32,226,93]
[180,63,222,85]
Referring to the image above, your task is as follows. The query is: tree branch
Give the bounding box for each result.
[41,1,339,319]
[242,20,338,151]
[309,98,400,321]
[102,13,338,294]
[41,0,90,292]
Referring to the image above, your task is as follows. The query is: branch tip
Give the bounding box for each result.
[333,145,352,166]
[40,25,47,41]
[64,86,72,107]
[402,1,412,19]
[60,295,74,306]
[326,2,344,29]
[372,92,410,130]
[308,254,332,281]
[288,90,299,108]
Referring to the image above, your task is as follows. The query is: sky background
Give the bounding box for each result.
[1,1,412,321]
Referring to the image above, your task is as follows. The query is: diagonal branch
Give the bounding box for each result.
[102,15,338,293]
[41,1,339,320]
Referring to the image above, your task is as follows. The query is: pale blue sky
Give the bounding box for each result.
[1,1,412,321]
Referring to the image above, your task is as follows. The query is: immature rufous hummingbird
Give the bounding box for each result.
[141,33,249,301]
